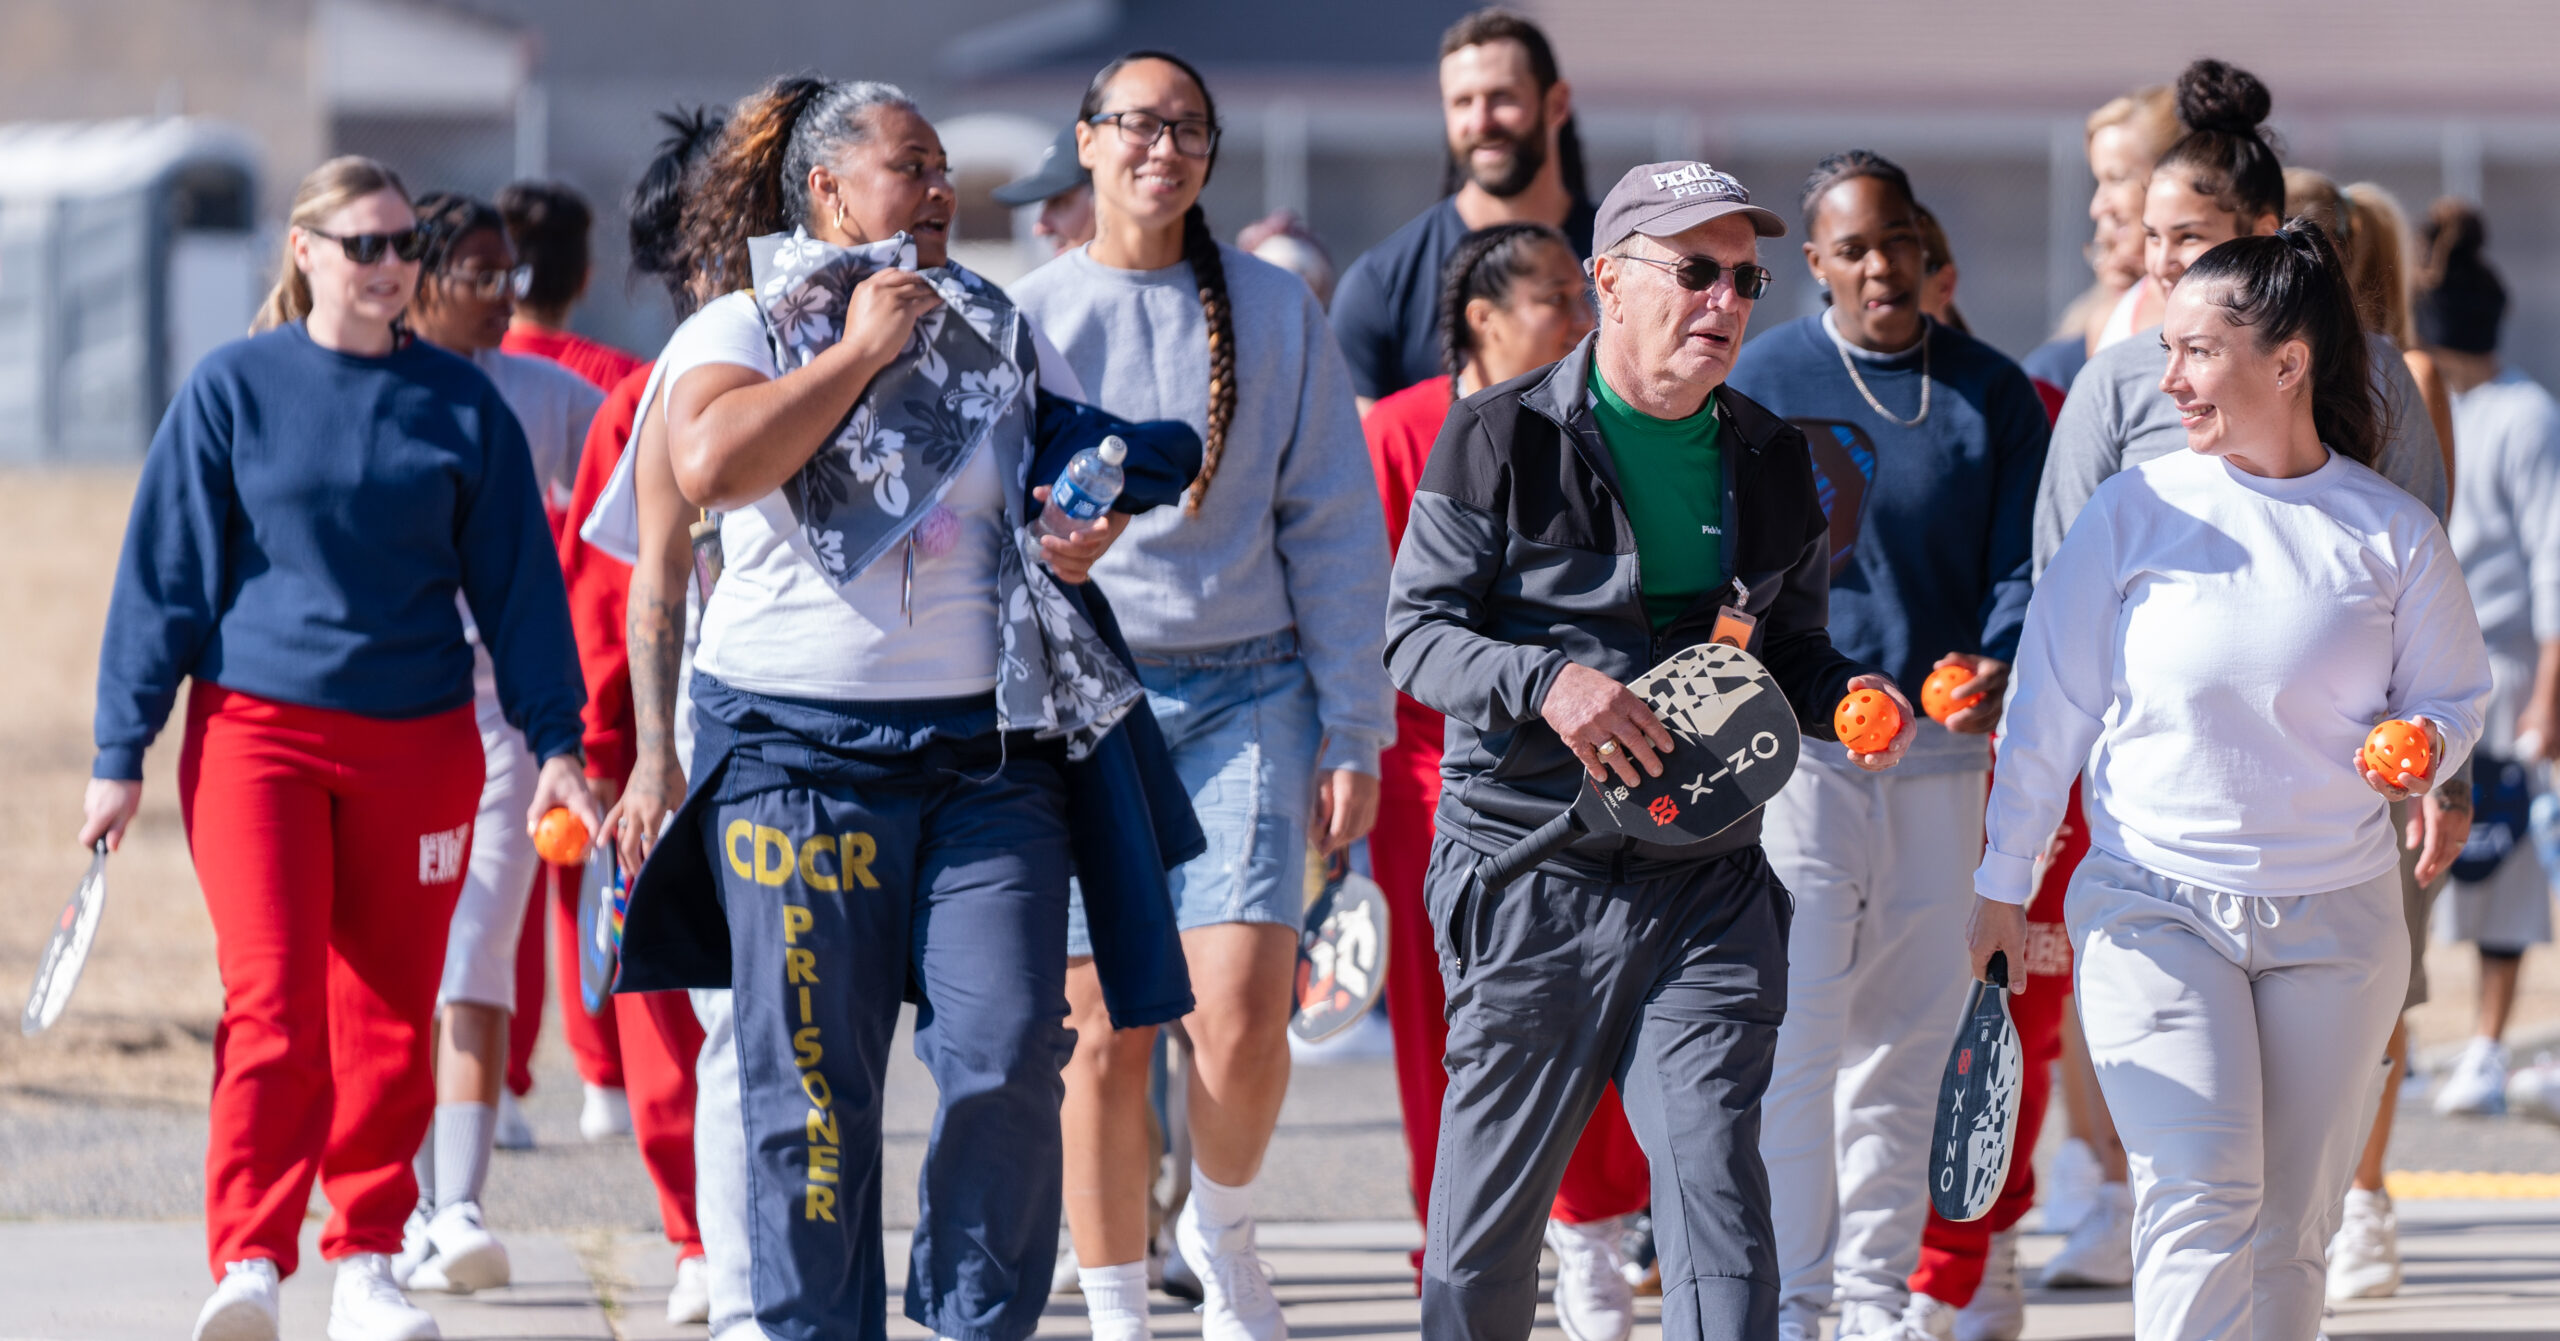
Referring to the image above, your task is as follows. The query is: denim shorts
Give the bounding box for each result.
[1066,630,1321,958]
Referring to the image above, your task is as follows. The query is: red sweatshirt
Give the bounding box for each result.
[556,362,652,783]
[505,325,645,396]
[1361,374,1459,804]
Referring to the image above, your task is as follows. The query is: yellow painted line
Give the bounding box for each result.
[2386,1170,2560,1199]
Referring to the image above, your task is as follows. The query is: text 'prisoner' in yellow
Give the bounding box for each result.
[783,901,842,1223]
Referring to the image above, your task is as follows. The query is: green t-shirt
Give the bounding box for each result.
[1589,363,1726,631]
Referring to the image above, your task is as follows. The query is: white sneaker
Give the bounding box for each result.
[2041,1181,2134,1288]
[1898,1294,1959,1341]
[666,1253,712,1325]
[493,1091,536,1150]
[1175,1200,1285,1341]
[1543,1217,1635,1341]
[2511,1055,2560,1124]
[329,1253,440,1341]
[1954,1228,2024,1341]
[2039,1137,2101,1233]
[2435,1037,2511,1116]
[1836,1301,1905,1339]
[580,1083,634,1140]
[391,1208,432,1287]
[195,1258,281,1341]
[405,1202,510,1294]
[2325,1187,2401,1301]
[1158,1220,1202,1302]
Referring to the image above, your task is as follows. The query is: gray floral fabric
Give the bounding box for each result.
[748,229,1137,757]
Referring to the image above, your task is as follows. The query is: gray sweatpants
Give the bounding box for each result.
[1420,836,1791,1341]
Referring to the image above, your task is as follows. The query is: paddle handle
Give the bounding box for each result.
[1984,950,2009,992]
[1475,808,1583,894]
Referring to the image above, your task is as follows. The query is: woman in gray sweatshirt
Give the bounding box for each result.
[1009,48,1393,1341]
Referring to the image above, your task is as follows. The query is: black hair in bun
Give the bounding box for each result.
[2176,59,2272,137]
[2156,58,2285,224]
[2182,219,2378,467]
[2418,198,2506,354]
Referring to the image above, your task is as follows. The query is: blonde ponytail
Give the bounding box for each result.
[252,156,411,333]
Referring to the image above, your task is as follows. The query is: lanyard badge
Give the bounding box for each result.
[1709,577,1756,649]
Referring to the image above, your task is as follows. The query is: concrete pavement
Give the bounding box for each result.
[7,1205,2559,1340]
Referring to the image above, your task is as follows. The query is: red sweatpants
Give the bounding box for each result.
[180,685,482,1280]
[1375,771,1652,1235]
[618,988,707,1255]
[1908,780,2089,1307]
[501,862,702,1254]
[504,862,623,1095]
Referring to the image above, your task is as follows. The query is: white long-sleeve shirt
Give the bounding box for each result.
[1981,447,2492,903]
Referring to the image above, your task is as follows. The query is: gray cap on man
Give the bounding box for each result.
[1592,161,1788,254]
[993,125,1090,206]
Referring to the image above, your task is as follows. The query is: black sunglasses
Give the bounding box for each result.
[1616,251,1774,300]
[304,227,426,265]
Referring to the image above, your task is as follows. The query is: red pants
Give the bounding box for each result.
[1909,780,2089,1307]
[505,863,622,1094]
[1376,773,1651,1233]
[503,862,704,1255]
[180,685,482,1280]
[619,988,707,1255]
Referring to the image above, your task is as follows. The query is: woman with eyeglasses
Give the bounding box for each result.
[1011,50,1394,1341]
[1723,150,2049,1341]
[382,190,606,1299]
[84,156,595,1341]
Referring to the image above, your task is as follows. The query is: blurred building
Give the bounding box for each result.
[7,0,2560,455]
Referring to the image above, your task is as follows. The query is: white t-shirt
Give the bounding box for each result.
[1982,448,2492,903]
[651,291,1083,702]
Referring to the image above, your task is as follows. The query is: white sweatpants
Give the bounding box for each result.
[1759,761,1986,1323]
[439,677,541,1009]
[2068,850,2405,1341]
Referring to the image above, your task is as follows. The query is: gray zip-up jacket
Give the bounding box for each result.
[1384,334,1879,877]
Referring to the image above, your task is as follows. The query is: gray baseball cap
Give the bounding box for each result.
[1593,161,1787,253]
[992,125,1090,206]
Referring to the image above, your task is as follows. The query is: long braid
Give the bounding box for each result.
[1182,203,1237,512]
[1435,221,1563,377]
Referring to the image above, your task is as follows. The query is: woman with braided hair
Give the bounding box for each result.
[1364,222,1656,1339]
[1013,49,1394,1341]
[389,189,605,1298]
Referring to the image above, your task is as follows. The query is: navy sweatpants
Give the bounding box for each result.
[707,697,1076,1341]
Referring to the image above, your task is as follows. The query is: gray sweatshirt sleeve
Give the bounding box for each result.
[2512,398,2560,643]
[2033,356,2126,578]
[2374,340,2448,524]
[1273,284,1396,776]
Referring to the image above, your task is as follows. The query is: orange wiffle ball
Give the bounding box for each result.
[1920,664,1984,724]
[1834,689,1902,755]
[534,807,591,865]
[2362,720,2433,782]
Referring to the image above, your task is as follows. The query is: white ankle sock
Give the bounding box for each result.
[1187,1163,1253,1233]
[1080,1259,1150,1336]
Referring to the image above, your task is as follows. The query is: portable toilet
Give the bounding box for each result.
[0,118,261,462]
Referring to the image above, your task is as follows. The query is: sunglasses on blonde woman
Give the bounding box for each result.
[302,227,427,265]
[1615,251,1775,300]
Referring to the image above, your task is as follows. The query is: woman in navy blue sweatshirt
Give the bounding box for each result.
[1724,150,2047,1341]
[81,156,594,1341]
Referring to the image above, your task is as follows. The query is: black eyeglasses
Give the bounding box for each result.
[303,227,426,265]
[1089,110,1220,159]
[1615,252,1774,300]
[443,265,534,302]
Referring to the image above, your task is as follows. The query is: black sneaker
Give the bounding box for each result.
[1617,1210,1659,1297]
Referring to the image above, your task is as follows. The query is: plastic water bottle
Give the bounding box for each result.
[1037,435,1128,539]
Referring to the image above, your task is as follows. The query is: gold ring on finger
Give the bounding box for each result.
[1596,740,1618,756]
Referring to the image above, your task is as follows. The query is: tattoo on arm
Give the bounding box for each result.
[627,567,686,766]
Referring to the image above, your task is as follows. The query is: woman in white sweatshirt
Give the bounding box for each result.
[1968,221,2491,1341]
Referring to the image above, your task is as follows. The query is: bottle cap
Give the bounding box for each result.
[1098,434,1128,466]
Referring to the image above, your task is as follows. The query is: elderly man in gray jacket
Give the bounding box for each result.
[1383,161,1917,1341]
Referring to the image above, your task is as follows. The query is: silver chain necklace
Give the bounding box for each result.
[1836,325,1931,427]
